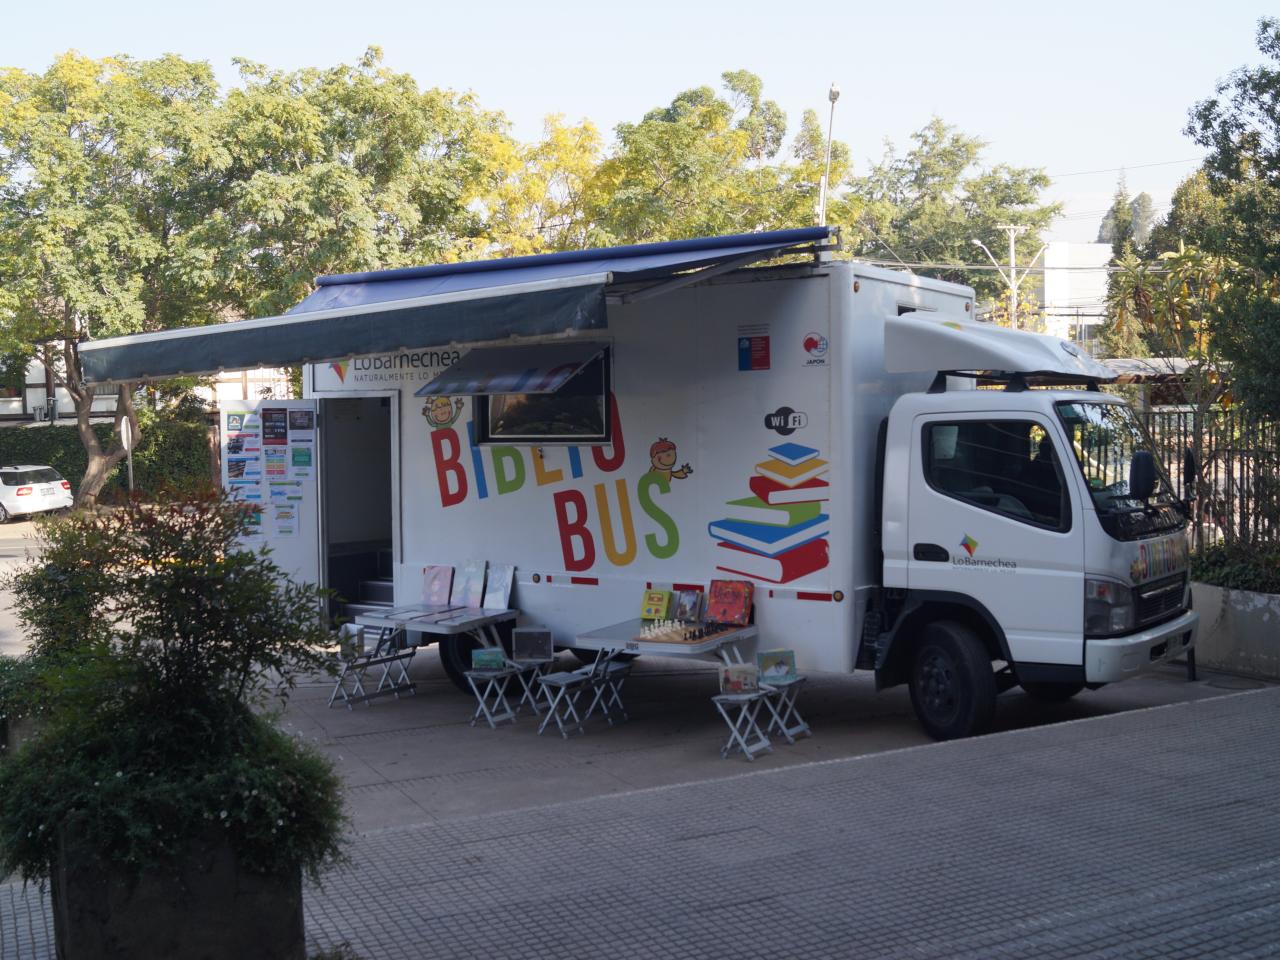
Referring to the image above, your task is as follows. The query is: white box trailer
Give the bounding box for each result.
[79,228,1198,739]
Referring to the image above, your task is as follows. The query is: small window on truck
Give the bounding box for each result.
[922,420,1071,531]
[476,349,612,445]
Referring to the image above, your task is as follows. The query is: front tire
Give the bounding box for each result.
[908,621,998,741]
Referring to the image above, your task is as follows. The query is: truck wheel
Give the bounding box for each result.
[1021,681,1085,702]
[438,635,478,694]
[0,504,9,523]
[909,621,997,741]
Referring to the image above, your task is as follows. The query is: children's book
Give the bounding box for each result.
[755,457,829,488]
[714,538,829,584]
[672,588,703,621]
[705,579,754,625]
[470,647,507,671]
[452,559,487,609]
[756,649,798,684]
[511,627,553,663]
[640,588,671,620]
[723,495,822,527]
[422,565,454,606]
[719,662,759,694]
[482,563,515,610]
[749,475,831,505]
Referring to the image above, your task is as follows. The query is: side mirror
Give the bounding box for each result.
[1129,449,1156,502]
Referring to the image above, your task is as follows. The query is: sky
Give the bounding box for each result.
[3,0,1272,245]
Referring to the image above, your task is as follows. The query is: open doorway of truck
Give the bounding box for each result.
[320,396,394,625]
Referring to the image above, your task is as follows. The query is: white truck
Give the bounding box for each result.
[79,228,1199,739]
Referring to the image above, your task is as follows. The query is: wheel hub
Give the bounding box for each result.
[919,650,958,720]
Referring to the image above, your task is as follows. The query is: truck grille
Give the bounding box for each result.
[1135,573,1186,628]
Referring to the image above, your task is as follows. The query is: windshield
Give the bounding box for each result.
[1055,402,1173,509]
[1,468,61,486]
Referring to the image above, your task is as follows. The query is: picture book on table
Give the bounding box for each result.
[470,647,507,671]
[672,588,703,621]
[453,559,487,608]
[482,563,515,610]
[757,649,798,684]
[422,565,454,606]
[640,588,671,620]
[719,662,759,694]
[705,579,753,625]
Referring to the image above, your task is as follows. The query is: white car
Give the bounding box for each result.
[0,465,74,521]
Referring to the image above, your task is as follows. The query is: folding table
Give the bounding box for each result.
[569,619,759,728]
[331,604,518,709]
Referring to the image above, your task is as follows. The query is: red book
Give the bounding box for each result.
[749,474,831,505]
[705,579,754,625]
[714,537,830,584]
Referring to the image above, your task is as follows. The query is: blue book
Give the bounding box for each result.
[707,514,830,557]
[767,442,820,466]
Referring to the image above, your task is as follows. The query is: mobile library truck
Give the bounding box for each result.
[79,227,1198,739]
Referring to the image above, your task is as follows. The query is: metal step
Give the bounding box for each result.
[359,578,395,604]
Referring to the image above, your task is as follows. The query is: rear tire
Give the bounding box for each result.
[908,621,998,741]
[0,504,9,523]
[1021,681,1085,702]
[438,635,479,694]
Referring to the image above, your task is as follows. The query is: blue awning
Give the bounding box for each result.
[78,227,835,383]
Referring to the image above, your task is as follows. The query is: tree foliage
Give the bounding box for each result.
[848,117,1058,300]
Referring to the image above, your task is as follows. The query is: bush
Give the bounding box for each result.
[0,489,345,883]
[0,419,212,497]
[1191,542,1280,595]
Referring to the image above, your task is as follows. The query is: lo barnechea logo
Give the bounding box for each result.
[960,533,978,556]
[764,406,809,436]
[952,533,1016,571]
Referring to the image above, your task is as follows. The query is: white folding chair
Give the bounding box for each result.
[582,657,633,726]
[465,665,520,729]
[712,691,773,761]
[760,676,811,744]
[535,667,592,738]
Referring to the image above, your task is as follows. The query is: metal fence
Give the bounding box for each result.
[1141,408,1280,549]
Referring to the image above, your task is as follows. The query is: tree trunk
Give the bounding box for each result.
[52,342,140,508]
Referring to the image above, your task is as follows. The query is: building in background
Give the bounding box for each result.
[1035,242,1112,354]
[0,358,291,424]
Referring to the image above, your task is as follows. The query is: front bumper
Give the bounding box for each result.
[1085,609,1199,683]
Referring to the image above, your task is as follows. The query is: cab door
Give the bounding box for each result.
[906,414,1084,667]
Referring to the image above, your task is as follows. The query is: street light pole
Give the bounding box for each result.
[818,83,840,227]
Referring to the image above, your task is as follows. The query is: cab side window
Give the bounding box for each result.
[924,420,1070,531]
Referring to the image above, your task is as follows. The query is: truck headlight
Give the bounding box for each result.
[1085,578,1135,637]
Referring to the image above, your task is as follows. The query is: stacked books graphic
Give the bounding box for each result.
[708,442,830,584]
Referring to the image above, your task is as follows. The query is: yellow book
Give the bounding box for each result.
[754,457,829,488]
[641,589,671,620]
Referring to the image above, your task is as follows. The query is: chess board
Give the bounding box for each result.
[631,622,743,645]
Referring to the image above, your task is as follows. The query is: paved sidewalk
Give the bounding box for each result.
[5,686,1279,959]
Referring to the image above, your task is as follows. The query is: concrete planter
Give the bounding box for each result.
[49,828,305,960]
[1190,581,1280,681]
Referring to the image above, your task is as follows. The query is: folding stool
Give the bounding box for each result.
[536,667,593,738]
[711,691,773,761]
[760,676,811,744]
[582,657,633,726]
[465,665,520,729]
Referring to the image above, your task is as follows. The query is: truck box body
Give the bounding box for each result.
[305,260,972,672]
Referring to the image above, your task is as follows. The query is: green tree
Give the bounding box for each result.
[1096,174,1134,250]
[1129,192,1156,246]
[0,54,225,505]
[1144,170,1230,256]
[847,117,1058,301]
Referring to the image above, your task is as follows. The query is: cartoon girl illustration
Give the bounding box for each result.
[648,438,693,480]
[422,396,465,429]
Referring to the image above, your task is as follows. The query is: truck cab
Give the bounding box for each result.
[870,317,1198,739]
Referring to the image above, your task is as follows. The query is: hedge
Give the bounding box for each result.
[0,421,214,496]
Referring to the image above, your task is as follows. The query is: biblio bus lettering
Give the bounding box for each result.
[429,395,679,570]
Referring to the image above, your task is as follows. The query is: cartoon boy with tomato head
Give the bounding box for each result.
[648,438,692,480]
